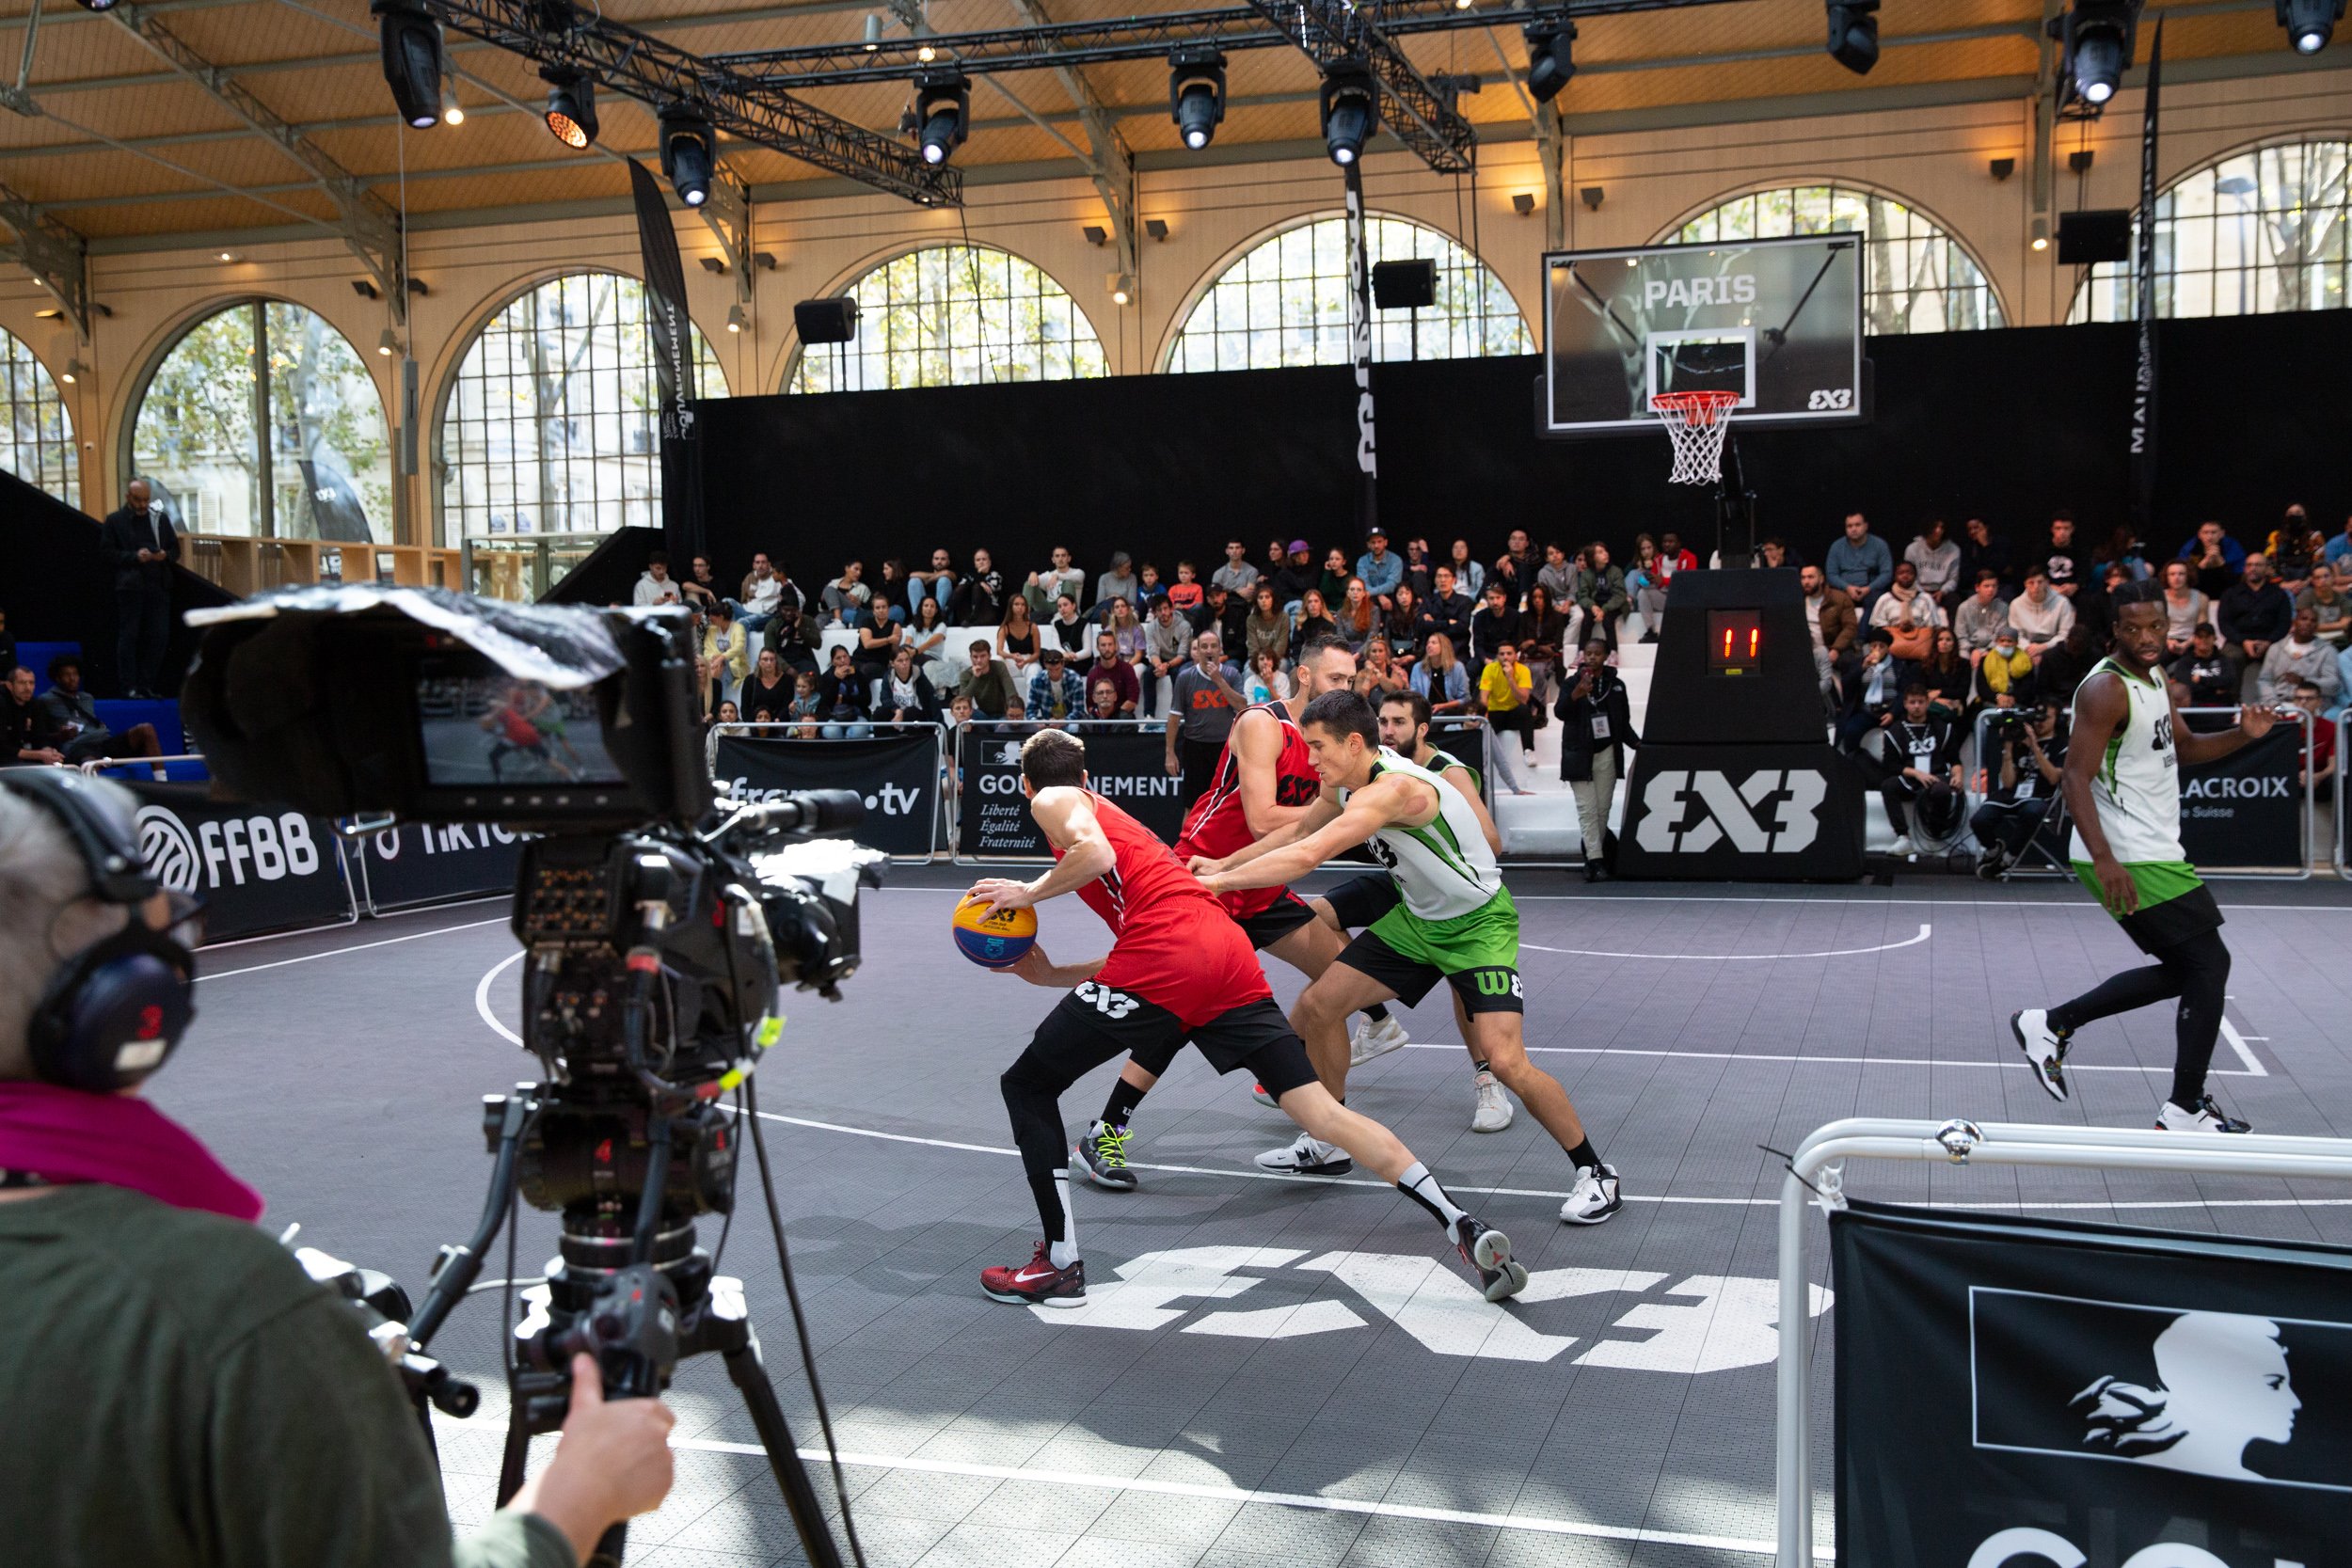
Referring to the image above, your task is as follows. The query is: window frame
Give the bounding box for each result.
[781,242,1108,394]
[0,325,79,511]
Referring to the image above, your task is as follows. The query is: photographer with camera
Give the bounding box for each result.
[0,773,679,1568]
[1969,702,2068,879]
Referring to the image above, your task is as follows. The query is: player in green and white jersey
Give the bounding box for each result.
[1198,690,1621,1224]
[2011,594,2277,1133]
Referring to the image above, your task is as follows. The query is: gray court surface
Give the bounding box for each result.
[167,870,2352,1568]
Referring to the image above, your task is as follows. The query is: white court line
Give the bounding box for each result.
[475,950,525,1042]
[1402,1041,2258,1079]
[1524,923,1931,960]
[199,915,509,982]
[2221,1017,2267,1076]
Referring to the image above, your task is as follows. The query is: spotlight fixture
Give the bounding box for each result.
[1454,0,1472,10]
[863,12,882,51]
[371,0,444,131]
[1318,60,1377,166]
[377,327,401,357]
[2278,0,2344,53]
[60,358,86,385]
[1824,0,1880,75]
[216,250,241,263]
[698,256,728,275]
[2047,0,2138,108]
[1110,273,1134,307]
[1511,192,1535,217]
[2069,149,2095,174]
[915,40,937,63]
[1989,156,2016,182]
[1168,45,1226,151]
[441,86,464,126]
[352,279,381,299]
[1521,16,1576,105]
[725,304,746,334]
[754,251,779,270]
[2030,215,2051,251]
[660,103,716,208]
[1082,224,1108,246]
[406,277,429,296]
[1144,217,1169,242]
[72,0,119,11]
[914,71,969,166]
[541,66,598,149]
[1581,185,1605,211]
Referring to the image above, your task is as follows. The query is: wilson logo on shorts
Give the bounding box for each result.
[1632,768,1826,855]
[1469,969,1524,999]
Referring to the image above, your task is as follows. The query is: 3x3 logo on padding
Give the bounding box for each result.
[1632,768,1826,855]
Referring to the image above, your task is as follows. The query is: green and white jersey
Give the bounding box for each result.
[1423,746,1484,799]
[2068,657,2184,866]
[1343,747,1502,922]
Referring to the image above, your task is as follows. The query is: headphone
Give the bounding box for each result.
[4,771,198,1092]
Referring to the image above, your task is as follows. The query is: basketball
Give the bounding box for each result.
[951,896,1037,969]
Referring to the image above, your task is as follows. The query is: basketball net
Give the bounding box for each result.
[1650,390,1740,486]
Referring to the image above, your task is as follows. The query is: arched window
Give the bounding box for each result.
[787,244,1105,393]
[438,272,727,539]
[2070,139,2350,323]
[1166,214,1529,373]
[1,327,77,509]
[1670,183,2005,334]
[130,301,389,540]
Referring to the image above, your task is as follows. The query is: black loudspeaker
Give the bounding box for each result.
[1371,260,1437,310]
[2057,209,2133,265]
[1614,569,1867,881]
[793,296,861,344]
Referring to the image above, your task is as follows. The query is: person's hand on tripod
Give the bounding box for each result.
[511,1354,677,1562]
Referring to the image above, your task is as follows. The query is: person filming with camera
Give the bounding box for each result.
[1969,702,2069,879]
[0,772,678,1568]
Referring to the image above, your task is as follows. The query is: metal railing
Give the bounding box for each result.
[1775,1117,2352,1568]
[78,752,206,778]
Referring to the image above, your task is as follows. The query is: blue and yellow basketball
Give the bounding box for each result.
[952,896,1038,969]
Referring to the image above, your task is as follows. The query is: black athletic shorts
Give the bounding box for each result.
[1235,889,1318,950]
[1065,987,1319,1098]
[1319,873,1400,932]
[2118,883,2226,957]
[1338,927,1525,1016]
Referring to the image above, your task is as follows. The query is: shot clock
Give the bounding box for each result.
[1708,610,1762,677]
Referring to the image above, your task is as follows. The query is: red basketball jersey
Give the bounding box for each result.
[1057,790,1269,1029]
[1173,702,1319,919]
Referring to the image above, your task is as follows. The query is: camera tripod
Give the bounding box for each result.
[405,1089,848,1568]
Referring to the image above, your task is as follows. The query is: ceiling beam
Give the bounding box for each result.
[0,176,92,337]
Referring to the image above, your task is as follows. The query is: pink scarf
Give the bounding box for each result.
[0,1081,263,1222]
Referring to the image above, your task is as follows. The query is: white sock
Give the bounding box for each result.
[1395,1161,1468,1231]
[1048,1173,1079,1269]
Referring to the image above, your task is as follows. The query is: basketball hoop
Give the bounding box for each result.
[1650,390,1740,486]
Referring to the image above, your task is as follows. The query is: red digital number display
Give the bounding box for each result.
[1708,610,1762,676]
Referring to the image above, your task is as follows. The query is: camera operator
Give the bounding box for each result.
[1969,703,2068,879]
[0,776,677,1568]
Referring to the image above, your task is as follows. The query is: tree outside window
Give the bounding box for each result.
[1673,183,2005,334]
[787,245,1106,393]
[1,327,77,509]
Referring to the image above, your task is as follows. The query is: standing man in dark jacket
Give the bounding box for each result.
[101,480,179,698]
[1556,639,1638,880]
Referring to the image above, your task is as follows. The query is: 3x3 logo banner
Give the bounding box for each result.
[1617,743,1864,880]
[714,730,941,858]
[1832,1200,2350,1568]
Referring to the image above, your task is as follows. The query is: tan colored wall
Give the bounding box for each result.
[7,63,2344,545]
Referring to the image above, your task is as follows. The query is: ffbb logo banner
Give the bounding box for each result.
[125,783,354,942]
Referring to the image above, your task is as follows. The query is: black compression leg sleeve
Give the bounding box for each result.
[1000,1008,1121,1244]
[2048,963,2182,1037]
[2161,929,2232,1107]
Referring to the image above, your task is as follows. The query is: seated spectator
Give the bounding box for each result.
[1756,536,1804,572]
[1626,536,1667,631]
[1292,589,1339,657]
[995,596,1041,676]
[2327,512,2352,574]
[1802,562,1859,699]
[679,552,723,609]
[1476,641,1538,784]
[1420,565,1475,653]
[2034,622,2100,706]
[1953,569,2010,665]
[875,646,942,729]
[1572,544,1629,649]
[1444,538,1485,602]
[1273,540,1319,617]
[33,657,163,775]
[1142,598,1190,712]
[906,595,952,683]
[1402,536,1437,599]
[1906,518,1962,606]
[1384,583,1424,671]
[909,546,961,616]
[2268,504,2323,594]
[950,548,1007,625]
[1043,593,1093,670]
[2296,562,2349,647]
[1086,676,1125,723]
[761,590,818,676]
[872,559,911,622]
[1201,583,1250,650]
[2217,553,2293,679]
[1089,630,1140,714]
[1356,637,1407,699]
[959,641,1025,721]
[1024,545,1085,619]
[2091,522,2151,587]
[2157,560,2209,655]
[1975,626,2036,711]
[2080,562,2134,647]
[1920,627,1971,721]
[728,551,799,635]
[1536,541,1578,603]
[1493,528,1537,607]
[1959,516,2012,597]
[1094,551,1140,616]
[2178,519,2245,599]
[1104,596,1146,663]
[1970,702,2068,878]
[1318,546,1354,608]
[1133,562,1168,611]
[698,603,748,715]
[1658,531,1699,582]
[1244,585,1291,669]
[2290,681,2336,799]
[2009,569,2074,661]
[1359,529,1405,607]
[739,647,796,724]
[1025,648,1087,722]
[784,671,824,738]
[819,559,871,626]
[1868,561,1945,663]
[1824,511,1894,610]
[2167,622,2236,711]
[2258,607,2339,707]
[702,697,741,768]
[816,645,873,737]
[2042,512,2091,606]
[1865,682,1964,854]
[1470,581,1521,674]
[1520,583,1573,708]
[1412,632,1470,715]
[1244,649,1290,705]
[1836,630,1901,751]
[1334,577,1379,652]
[633,550,684,608]
[1167,560,1204,616]
[1210,539,1260,600]
[7,665,66,766]
[854,605,904,680]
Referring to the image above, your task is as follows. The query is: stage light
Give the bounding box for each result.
[1145,218,1169,241]
[725,305,745,334]
[1168,46,1226,151]
[371,0,445,130]
[660,103,715,207]
[2048,1,2137,107]
[1825,1,1879,74]
[1511,193,1534,217]
[72,0,119,13]
[2031,215,2051,251]
[1110,274,1133,306]
[60,358,86,385]
[377,328,400,357]
[1989,156,2015,181]
[441,86,464,125]
[216,250,240,262]
[1521,17,1576,104]
[542,67,598,149]
[2278,0,2343,53]
[863,13,882,51]
[1581,185,1605,210]
[914,71,969,166]
[1319,61,1377,166]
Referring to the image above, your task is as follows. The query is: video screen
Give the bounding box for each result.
[416,666,624,788]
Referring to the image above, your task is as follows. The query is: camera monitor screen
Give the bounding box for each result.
[417,668,625,788]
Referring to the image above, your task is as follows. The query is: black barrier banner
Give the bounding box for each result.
[2180,720,2305,868]
[1616,743,1865,880]
[713,730,938,858]
[125,781,353,942]
[358,821,526,911]
[960,725,1186,857]
[1834,1200,2349,1568]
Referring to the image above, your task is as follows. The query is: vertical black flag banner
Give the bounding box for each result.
[628,157,706,560]
[2128,19,2163,537]
[1343,160,1378,539]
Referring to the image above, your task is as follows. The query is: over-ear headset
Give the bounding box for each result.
[3,771,199,1092]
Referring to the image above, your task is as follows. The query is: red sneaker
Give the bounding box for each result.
[980,1243,1088,1307]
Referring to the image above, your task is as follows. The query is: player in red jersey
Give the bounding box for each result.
[964,728,1526,1308]
[1072,636,1407,1191]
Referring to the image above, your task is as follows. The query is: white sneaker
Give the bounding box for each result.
[1255,1131,1354,1176]
[2010,1009,2070,1101]
[2156,1097,2251,1134]
[1560,1163,1622,1225]
[1470,1070,1513,1132]
[1886,834,1917,860]
[1349,1014,1408,1067]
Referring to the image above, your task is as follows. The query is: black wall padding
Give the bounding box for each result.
[699,309,2350,579]
[541,523,664,606]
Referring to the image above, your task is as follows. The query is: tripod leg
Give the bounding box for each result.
[496,1377,533,1508]
[723,1338,850,1568]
